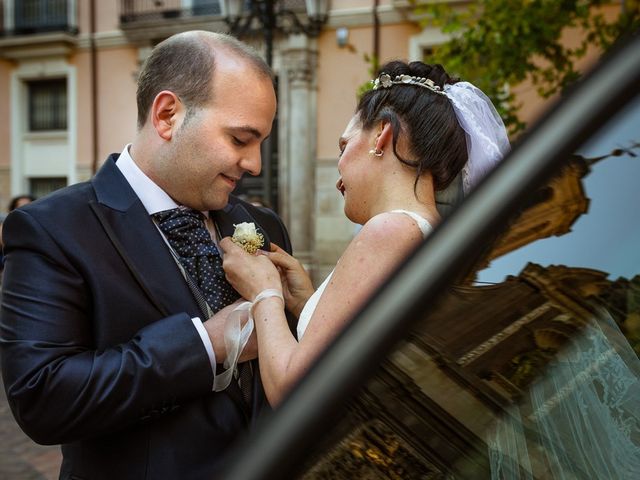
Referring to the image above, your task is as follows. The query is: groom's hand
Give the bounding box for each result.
[238,328,257,363]
[203,300,258,363]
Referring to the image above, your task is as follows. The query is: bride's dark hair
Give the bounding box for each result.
[357,61,467,192]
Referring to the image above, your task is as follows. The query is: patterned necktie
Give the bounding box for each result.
[153,207,252,405]
[152,207,240,313]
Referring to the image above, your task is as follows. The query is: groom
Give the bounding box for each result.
[0,31,290,479]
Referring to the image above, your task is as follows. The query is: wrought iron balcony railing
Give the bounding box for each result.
[0,0,78,37]
[119,0,223,24]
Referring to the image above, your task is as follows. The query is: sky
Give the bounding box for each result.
[476,94,640,284]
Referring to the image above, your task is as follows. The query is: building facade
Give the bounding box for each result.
[0,0,610,282]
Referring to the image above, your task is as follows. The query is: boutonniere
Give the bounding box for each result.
[232,222,265,254]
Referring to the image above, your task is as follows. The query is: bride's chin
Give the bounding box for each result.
[344,204,360,225]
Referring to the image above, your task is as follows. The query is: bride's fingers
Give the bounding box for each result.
[263,244,302,270]
[270,242,286,254]
[219,237,243,255]
[267,251,304,273]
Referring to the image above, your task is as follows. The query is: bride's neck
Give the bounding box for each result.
[369,172,440,226]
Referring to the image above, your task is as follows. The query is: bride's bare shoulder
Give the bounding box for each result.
[349,212,424,252]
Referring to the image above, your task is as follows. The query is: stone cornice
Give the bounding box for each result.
[327,0,473,28]
[0,32,78,60]
[327,5,409,28]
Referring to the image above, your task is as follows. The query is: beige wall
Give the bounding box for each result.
[75,0,138,175]
[514,4,618,130]
[0,59,11,169]
[74,46,137,176]
[95,47,138,163]
[96,1,123,33]
[317,22,420,159]
[77,0,122,34]
[74,50,92,171]
[0,59,11,211]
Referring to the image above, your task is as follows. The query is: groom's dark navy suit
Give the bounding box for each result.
[0,154,292,480]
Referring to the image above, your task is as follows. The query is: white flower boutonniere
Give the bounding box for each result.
[232,222,265,254]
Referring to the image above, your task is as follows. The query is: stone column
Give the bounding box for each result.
[279,34,318,272]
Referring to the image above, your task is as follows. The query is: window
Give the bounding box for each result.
[191,0,222,16]
[14,0,70,34]
[27,79,67,132]
[421,46,435,62]
[29,178,66,198]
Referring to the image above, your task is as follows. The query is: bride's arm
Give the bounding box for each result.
[219,238,303,404]
[292,213,424,372]
[220,213,423,405]
[266,243,315,318]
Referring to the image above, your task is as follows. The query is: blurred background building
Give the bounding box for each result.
[0,0,616,283]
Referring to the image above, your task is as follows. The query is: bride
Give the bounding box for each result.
[220,60,509,406]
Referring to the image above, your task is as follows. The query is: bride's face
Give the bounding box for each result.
[336,115,376,224]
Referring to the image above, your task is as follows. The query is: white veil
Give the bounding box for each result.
[488,308,640,478]
[436,82,511,216]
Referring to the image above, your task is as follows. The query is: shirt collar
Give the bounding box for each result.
[116,145,181,215]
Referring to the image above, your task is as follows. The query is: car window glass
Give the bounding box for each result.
[296,87,640,479]
[478,93,640,285]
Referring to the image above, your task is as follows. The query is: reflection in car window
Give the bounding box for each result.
[297,83,640,479]
[477,93,640,284]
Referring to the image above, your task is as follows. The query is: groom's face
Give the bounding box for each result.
[162,54,277,211]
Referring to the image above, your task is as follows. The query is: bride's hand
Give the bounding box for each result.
[264,243,315,319]
[219,237,282,302]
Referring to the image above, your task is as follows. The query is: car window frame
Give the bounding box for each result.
[221,33,640,480]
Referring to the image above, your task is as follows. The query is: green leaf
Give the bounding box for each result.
[418,0,640,133]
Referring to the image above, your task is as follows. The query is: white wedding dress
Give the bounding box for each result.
[296,210,433,340]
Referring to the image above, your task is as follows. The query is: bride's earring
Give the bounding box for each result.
[368,148,384,157]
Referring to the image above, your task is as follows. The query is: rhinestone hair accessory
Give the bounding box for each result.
[372,72,447,96]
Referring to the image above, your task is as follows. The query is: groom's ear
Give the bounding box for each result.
[151,90,183,141]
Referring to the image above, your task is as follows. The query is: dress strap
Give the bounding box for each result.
[389,209,433,238]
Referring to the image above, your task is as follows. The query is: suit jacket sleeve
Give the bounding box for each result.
[0,209,214,445]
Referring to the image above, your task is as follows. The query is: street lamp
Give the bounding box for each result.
[221,0,330,66]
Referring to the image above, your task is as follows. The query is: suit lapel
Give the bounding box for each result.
[90,155,200,320]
